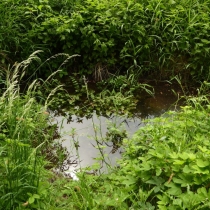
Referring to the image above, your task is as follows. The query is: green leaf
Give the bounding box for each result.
[169,0,176,4]
[170,152,179,159]
[173,178,185,184]
[201,39,210,44]
[183,165,193,173]
[156,168,162,176]
[198,146,208,153]
[192,165,209,174]
[196,159,209,168]
[179,152,189,160]
[28,196,35,204]
[65,29,70,33]
[38,5,43,11]
[177,173,194,186]
[173,160,185,165]
[187,153,196,160]
[173,198,182,207]
[157,194,169,205]
[194,174,209,184]
[140,162,151,171]
[197,187,208,199]
[33,194,40,199]
[165,183,182,196]
[146,177,165,186]
[167,186,182,196]
[122,176,137,186]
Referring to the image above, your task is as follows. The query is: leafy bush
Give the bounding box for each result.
[1,0,210,81]
[111,102,210,209]
[56,96,210,209]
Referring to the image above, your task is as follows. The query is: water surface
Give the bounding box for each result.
[53,82,181,172]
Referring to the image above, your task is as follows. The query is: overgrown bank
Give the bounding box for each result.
[0,57,70,209]
[1,0,210,82]
[1,55,210,209]
[49,94,210,209]
[1,0,210,209]
[0,75,210,210]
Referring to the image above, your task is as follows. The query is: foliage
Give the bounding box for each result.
[46,75,142,120]
[108,98,210,209]
[2,53,210,210]
[47,92,210,209]
[98,69,154,96]
[1,0,210,81]
[0,52,69,209]
[1,54,210,209]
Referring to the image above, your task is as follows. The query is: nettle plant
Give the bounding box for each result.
[111,104,210,209]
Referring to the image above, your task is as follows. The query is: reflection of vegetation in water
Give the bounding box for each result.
[54,89,210,209]
[61,113,133,175]
[105,121,127,154]
[45,69,154,121]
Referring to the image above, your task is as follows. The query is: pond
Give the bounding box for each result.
[52,82,182,174]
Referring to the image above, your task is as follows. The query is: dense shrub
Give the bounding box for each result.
[1,0,210,81]
[109,99,210,209]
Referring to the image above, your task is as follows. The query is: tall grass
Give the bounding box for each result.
[0,52,62,209]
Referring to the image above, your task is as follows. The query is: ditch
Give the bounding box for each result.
[52,82,184,173]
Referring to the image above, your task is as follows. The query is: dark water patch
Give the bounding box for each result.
[52,82,185,172]
[134,82,185,118]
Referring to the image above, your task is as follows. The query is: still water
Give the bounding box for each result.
[54,114,144,171]
[53,84,180,172]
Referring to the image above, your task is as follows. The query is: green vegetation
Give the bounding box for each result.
[1,53,210,209]
[46,71,154,119]
[1,0,210,209]
[1,0,210,82]
[47,93,210,210]
[0,54,70,209]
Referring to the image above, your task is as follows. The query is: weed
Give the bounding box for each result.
[0,52,71,209]
[2,0,210,82]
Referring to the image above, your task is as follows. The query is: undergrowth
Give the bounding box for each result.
[0,52,70,209]
[1,0,210,82]
[1,54,210,209]
[49,86,210,209]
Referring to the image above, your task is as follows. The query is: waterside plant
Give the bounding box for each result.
[1,56,210,209]
[1,0,210,83]
[0,52,70,209]
[43,84,210,210]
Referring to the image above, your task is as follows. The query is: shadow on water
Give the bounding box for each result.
[135,82,183,118]
[52,82,184,173]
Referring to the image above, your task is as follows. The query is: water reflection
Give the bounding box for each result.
[54,113,145,172]
[53,84,180,172]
